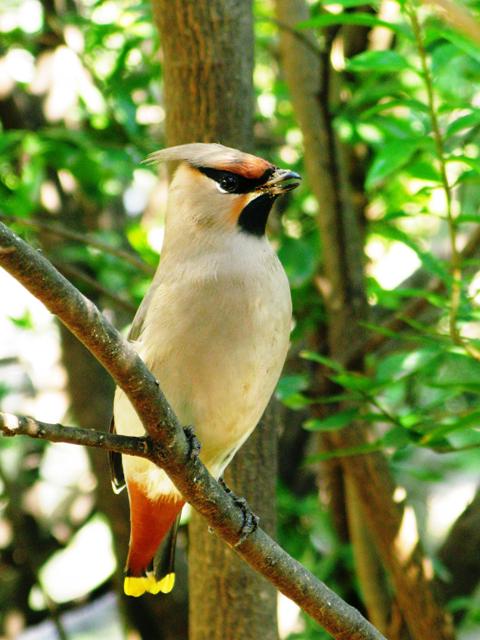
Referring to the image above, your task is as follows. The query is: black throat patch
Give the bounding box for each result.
[237,193,277,237]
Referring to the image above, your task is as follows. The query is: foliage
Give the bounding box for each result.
[1,0,480,637]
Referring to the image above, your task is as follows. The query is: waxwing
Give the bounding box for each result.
[110,143,301,596]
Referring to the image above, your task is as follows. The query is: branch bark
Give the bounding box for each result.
[0,221,386,640]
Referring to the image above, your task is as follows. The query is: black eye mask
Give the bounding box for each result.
[197,166,275,194]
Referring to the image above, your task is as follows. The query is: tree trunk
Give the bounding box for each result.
[275,1,454,639]
[152,2,279,639]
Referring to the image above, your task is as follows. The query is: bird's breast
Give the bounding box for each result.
[139,250,291,475]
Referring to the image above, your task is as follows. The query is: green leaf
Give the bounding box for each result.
[446,154,480,174]
[305,441,385,463]
[330,372,373,392]
[456,213,480,224]
[347,50,411,73]
[304,408,359,432]
[366,138,422,188]
[452,170,480,187]
[298,13,407,37]
[420,411,480,445]
[399,413,423,429]
[300,351,345,372]
[446,110,480,137]
[374,348,442,384]
[388,287,446,308]
[276,374,311,408]
[276,374,309,398]
[381,426,413,447]
[8,311,34,330]
[427,26,480,64]
[359,98,430,120]
[405,160,441,181]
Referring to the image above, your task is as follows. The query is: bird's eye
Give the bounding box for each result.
[218,173,239,193]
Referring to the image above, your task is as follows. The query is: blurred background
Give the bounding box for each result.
[1,0,480,638]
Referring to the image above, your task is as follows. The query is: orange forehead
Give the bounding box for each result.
[216,156,273,179]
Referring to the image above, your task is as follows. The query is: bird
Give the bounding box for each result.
[110,142,301,597]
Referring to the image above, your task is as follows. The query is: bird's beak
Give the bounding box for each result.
[260,168,302,195]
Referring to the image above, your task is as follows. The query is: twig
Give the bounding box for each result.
[0,413,151,458]
[0,221,385,640]
[0,215,155,276]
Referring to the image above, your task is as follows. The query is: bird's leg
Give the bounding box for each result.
[183,425,201,459]
[218,477,259,547]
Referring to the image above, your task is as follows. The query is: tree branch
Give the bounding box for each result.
[0,412,151,458]
[0,220,385,640]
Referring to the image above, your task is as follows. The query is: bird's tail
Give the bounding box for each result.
[124,481,184,597]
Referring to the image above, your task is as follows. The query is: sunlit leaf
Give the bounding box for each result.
[446,154,480,174]
[276,374,311,408]
[446,110,480,137]
[304,408,359,432]
[300,351,345,372]
[305,441,385,463]
[330,372,373,392]
[381,426,413,447]
[427,26,480,64]
[347,50,411,73]
[8,311,34,330]
[298,13,407,36]
[366,138,423,188]
[420,410,480,445]
[405,160,441,181]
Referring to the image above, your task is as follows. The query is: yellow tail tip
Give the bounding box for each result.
[146,572,176,594]
[123,573,176,597]
[124,576,148,597]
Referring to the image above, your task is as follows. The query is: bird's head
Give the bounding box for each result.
[148,143,301,238]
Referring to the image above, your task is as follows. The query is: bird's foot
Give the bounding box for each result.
[183,425,201,459]
[219,477,259,547]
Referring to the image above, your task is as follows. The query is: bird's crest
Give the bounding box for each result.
[147,143,272,180]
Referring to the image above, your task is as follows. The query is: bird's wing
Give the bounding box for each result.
[108,416,126,493]
[128,279,159,341]
[109,275,161,493]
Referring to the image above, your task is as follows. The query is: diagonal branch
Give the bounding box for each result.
[0,220,385,640]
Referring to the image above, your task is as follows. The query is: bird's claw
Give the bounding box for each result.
[234,498,259,547]
[219,477,259,547]
[219,476,232,494]
[183,425,201,459]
